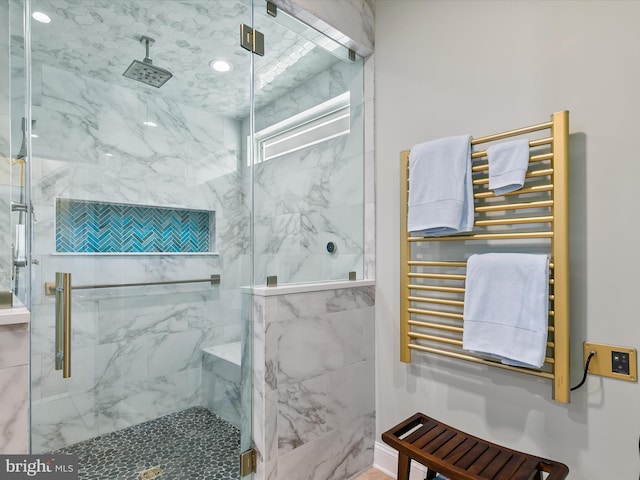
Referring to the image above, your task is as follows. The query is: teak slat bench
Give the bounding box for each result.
[382,413,569,480]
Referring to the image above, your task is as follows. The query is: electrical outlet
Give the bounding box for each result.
[583,342,637,382]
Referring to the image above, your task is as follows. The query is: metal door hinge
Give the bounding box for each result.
[240,449,256,477]
[240,24,265,56]
[267,1,277,17]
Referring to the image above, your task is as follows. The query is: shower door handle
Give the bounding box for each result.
[54,272,72,378]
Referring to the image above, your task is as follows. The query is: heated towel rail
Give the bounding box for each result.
[400,111,570,403]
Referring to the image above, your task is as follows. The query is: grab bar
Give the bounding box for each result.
[44,274,221,296]
[54,272,71,378]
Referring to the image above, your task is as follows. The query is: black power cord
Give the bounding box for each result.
[570,351,596,391]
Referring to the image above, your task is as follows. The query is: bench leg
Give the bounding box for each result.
[397,453,411,480]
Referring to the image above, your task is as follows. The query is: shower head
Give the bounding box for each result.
[122,36,173,88]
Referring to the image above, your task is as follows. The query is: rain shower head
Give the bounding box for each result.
[122,36,173,88]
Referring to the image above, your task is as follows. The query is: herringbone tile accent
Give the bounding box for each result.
[56,199,211,253]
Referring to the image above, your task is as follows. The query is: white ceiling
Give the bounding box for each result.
[28,0,344,119]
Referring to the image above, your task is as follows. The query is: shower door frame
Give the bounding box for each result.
[19,1,256,477]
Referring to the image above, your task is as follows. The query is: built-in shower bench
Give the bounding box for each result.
[201,342,241,428]
[382,412,569,480]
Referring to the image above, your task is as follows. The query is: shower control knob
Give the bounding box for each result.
[326,241,337,254]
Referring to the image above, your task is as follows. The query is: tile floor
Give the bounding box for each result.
[355,468,394,480]
[52,407,239,480]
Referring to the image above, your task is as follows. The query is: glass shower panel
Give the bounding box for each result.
[0,0,13,299]
[5,0,29,306]
[251,1,365,286]
[25,1,253,478]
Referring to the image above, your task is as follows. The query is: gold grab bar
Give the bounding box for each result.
[45,274,221,296]
[54,272,71,378]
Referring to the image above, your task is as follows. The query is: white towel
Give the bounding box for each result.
[407,135,473,236]
[487,138,530,195]
[462,253,549,368]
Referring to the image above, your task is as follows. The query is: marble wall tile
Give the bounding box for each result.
[276,415,373,480]
[300,206,363,255]
[277,374,327,455]
[240,301,253,452]
[276,316,348,385]
[275,0,374,57]
[252,309,267,462]
[30,301,98,359]
[204,373,241,428]
[38,352,71,399]
[264,321,280,392]
[95,290,224,344]
[264,388,279,463]
[40,65,146,125]
[330,154,365,209]
[0,0,9,116]
[325,359,374,432]
[0,115,9,165]
[31,394,96,453]
[253,283,375,480]
[364,201,375,279]
[270,286,374,323]
[252,54,365,285]
[95,367,201,437]
[329,308,375,365]
[0,323,28,368]
[0,365,29,454]
[0,0,10,294]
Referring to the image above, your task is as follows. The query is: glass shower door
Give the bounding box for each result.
[24,1,254,478]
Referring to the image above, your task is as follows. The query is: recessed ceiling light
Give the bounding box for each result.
[32,11,51,24]
[210,60,231,73]
[105,153,113,157]
[143,121,157,127]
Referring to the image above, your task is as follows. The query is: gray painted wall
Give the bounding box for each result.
[375,1,640,478]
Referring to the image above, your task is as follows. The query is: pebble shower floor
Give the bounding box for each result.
[52,407,240,480]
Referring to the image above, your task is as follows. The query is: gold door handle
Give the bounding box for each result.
[54,272,71,378]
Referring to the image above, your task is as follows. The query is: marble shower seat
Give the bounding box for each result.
[201,341,241,428]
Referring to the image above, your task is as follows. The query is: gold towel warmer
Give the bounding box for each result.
[399,111,570,403]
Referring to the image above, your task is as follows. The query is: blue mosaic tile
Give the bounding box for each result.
[56,199,212,253]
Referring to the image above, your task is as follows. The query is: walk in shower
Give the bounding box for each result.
[2,0,364,478]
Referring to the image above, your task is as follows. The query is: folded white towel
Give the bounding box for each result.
[487,138,530,195]
[462,253,549,368]
[407,135,473,236]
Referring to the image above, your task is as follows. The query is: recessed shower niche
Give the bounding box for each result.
[55,199,214,254]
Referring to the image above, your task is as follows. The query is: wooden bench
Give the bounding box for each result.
[382,413,569,480]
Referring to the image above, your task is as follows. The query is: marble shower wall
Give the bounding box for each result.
[251,283,375,480]
[0,0,11,293]
[29,63,249,452]
[0,309,30,454]
[274,0,374,57]
[252,58,365,285]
